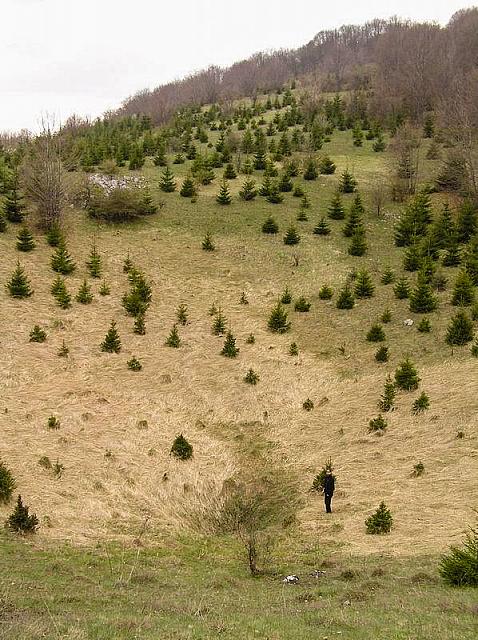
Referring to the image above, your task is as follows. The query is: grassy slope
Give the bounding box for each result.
[0,98,477,637]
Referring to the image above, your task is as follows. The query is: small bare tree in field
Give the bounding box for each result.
[23,121,66,230]
[217,468,301,575]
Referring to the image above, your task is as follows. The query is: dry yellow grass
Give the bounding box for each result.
[1,173,477,555]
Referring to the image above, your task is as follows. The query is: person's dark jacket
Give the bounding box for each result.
[323,474,335,495]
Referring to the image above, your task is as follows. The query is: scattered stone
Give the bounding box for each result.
[282,575,299,584]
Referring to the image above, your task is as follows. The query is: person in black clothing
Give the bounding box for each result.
[323,469,335,513]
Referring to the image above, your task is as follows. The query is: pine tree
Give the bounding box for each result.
[180,175,197,198]
[6,495,39,534]
[409,275,438,313]
[336,285,355,309]
[268,302,290,333]
[165,324,181,347]
[283,226,300,245]
[375,345,389,363]
[278,173,293,193]
[221,330,239,357]
[313,217,331,235]
[280,287,292,304]
[6,261,33,298]
[216,179,232,205]
[365,502,393,534]
[394,193,433,247]
[451,270,475,307]
[442,238,461,267]
[266,181,284,204]
[378,376,396,411]
[86,245,102,277]
[318,284,333,300]
[76,279,93,304]
[368,414,388,433]
[327,193,346,220]
[395,358,420,390]
[289,341,299,355]
[381,268,396,285]
[393,276,411,299]
[412,391,430,414]
[171,434,193,460]
[99,280,111,296]
[223,163,237,179]
[45,222,63,247]
[439,527,478,586]
[423,114,434,138]
[127,356,142,371]
[212,310,226,335]
[0,462,16,504]
[373,133,386,152]
[29,325,46,343]
[303,158,318,180]
[261,215,279,234]
[159,166,176,193]
[16,227,35,252]
[456,200,477,243]
[417,317,432,333]
[123,253,134,273]
[58,340,69,357]
[445,311,474,346]
[343,194,365,237]
[55,282,72,309]
[202,232,215,251]
[133,312,146,335]
[51,242,76,275]
[348,228,367,256]
[366,324,385,342]
[176,303,188,325]
[239,179,257,201]
[300,193,311,210]
[253,149,267,170]
[354,269,374,298]
[259,176,273,197]
[319,156,336,174]
[294,296,311,312]
[381,308,392,323]
[244,368,259,385]
[3,181,25,223]
[339,169,357,193]
[101,321,121,353]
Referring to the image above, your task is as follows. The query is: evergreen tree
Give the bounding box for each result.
[76,279,93,304]
[456,200,477,243]
[212,310,226,335]
[439,527,478,586]
[266,181,284,204]
[101,321,121,353]
[29,325,46,343]
[6,261,33,298]
[58,340,69,357]
[3,181,25,223]
[6,495,39,534]
[303,158,318,180]
[375,345,389,363]
[319,156,336,174]
[417,317,432,333]
[253,149,267,170]
[127,356,142,371]
[342,195,365,237]
[283,226,300,245]
[442,237,461,267]
[412,391,430,414]
[403,242,422,272]
[313,217,331,235]
[372,133,386,152]
[123,253,134,273]
[216,179,232,205]
[300,193,311,210]
[202,232,215,251]
[278,173,293,192]
[348,228,367,256]
[451,270,475,306]
[268,302,290,333]
[318,284,333,300]
[327,193,346,220]
[133,312,146,335]
[171,434,193,460]
[409,275,438,313]
[394,193,433,247]
[368,414,388,433]
[280,287,292,304]
[51,242,76,275]
[354,269,374,298]
[294,296,311,312]
[289,341,299,355]
[381,268,396,285]
[366,324,385,342]
[339,169,357,193]
[244,368,259,385]
[261,215,279,234]
[221,330,239,357]
[54,281,71,309]
[445,311,474,346]
[0,212,6,233]
[395,358,420,390]
[159,167,176,193]
[393,276,411,299]
[99,280,111,296]
[16,227,35,252]
[381,308,392,323]
[423,114,434,138]
[239,179,257,201]
[259,176,273,197]
[165,324,181,348]
[45,222,63,247]
[378,376,396,411]
[336,285,355,309]
[0,462,16,504]
[179,175,197,198]
[223,163,237,179]
[176,303,188,325]
[431,203,456,249]
[365,502,393,534]
[153,148,167,166]
[86,244,102,278]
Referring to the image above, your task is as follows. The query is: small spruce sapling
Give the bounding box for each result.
[221,330,239,357]
[412,392,430,414]
[166,325,181,348]
[6,495,39,534]
[171,434,193,460]
[101,321,121,353]
[395,358,420,390]
[29,325,46,343]
[375,346,389,362]
[244,368,259,385]
[365,502,393,534]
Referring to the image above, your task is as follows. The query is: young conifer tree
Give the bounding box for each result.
[6,261,33,298]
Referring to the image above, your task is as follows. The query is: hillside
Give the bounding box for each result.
[1,91,477,565]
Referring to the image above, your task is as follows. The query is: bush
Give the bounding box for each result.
[29,325,46,343]
[368,414,388,433]
[171,434,193,460]
[0,462,16,504]
[87,187,158,221]
[244,368,259,385]
[439,527,478,586]
[6,495,39,534]
[365,502,393,534]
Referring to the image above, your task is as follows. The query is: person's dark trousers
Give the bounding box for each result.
[324,493,333,513]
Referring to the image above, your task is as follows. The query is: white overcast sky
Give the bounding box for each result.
[1,0,474,132]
